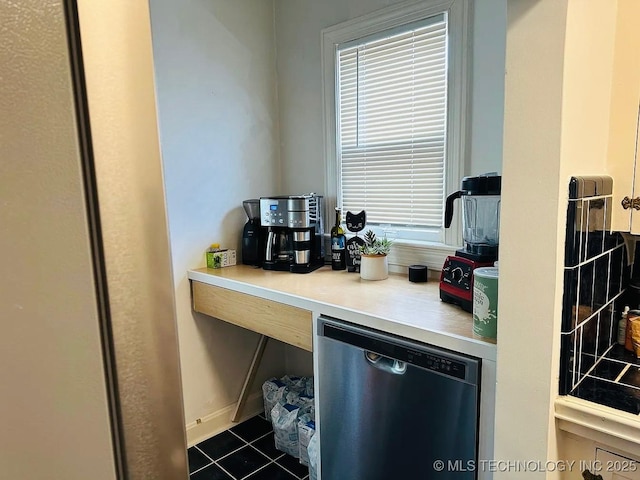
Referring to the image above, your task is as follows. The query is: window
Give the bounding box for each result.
[322,0,470,264]
[339,16,447,234]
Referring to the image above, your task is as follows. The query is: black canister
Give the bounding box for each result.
[408,265,428,283]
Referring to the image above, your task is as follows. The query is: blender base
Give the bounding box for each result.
[439,254,495,313]
[439,288,473,313]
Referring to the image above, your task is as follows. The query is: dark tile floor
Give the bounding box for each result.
[188,414,310,480]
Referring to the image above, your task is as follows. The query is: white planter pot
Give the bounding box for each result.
[360,254,388,281]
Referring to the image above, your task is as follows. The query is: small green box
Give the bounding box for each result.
[206,249,237,269]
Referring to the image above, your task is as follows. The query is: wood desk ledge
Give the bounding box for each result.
[191,281,313,352]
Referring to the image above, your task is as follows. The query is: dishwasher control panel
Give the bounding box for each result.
[322,321,470,381]
[406,349,467,380]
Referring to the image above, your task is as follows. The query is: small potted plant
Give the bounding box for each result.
[358,230,393,280]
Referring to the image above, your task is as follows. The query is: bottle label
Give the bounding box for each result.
[331,234,346,270]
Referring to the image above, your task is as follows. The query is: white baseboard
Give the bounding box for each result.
[186,391,265,447]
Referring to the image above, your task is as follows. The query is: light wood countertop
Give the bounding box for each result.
[188,265,497,361]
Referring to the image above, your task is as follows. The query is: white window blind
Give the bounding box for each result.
[337,15,448,229]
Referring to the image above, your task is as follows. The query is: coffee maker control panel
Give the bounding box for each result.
[260,197,312,228]
[260,198,289,227]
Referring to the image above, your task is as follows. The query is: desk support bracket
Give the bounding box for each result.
[232,334,268,423]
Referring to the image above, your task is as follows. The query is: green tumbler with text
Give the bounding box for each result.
[473,267,499,339]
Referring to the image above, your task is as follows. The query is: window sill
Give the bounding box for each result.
[555,395,640,456]
[386,239,458,273]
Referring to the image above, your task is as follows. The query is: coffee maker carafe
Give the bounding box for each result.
[241,199,264,266]
[260,194,324,273]
[439,174,501,312]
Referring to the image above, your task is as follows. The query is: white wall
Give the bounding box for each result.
[496,1,617,478]
[274,0,507,196]
[149,0,286,425]
[496,2,568,474]
[469,0,507,176]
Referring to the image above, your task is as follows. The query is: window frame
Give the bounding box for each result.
[321,0,472,270]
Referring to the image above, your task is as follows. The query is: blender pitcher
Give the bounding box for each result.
[444,173,501,261]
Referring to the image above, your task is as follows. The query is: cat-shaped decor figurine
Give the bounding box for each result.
[345,210,366,272]
[346,210,366,233]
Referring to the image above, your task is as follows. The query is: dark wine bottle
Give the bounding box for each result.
[331,207,346,270]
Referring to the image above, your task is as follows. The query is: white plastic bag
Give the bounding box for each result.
[297,414,315,466]
[308,431,319,480]
[264,375,316,458]
[271,403,301,457]
[282,375,314,397]
[262,377,288,421]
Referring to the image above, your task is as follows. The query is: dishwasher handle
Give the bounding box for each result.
[365,351,407,375]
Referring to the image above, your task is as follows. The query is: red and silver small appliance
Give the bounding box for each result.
[440,174,501,312]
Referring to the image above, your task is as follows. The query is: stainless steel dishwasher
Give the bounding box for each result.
[317,316,480,480]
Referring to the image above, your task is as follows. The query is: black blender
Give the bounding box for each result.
[439,174,501,312]
[241,199,264,266]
